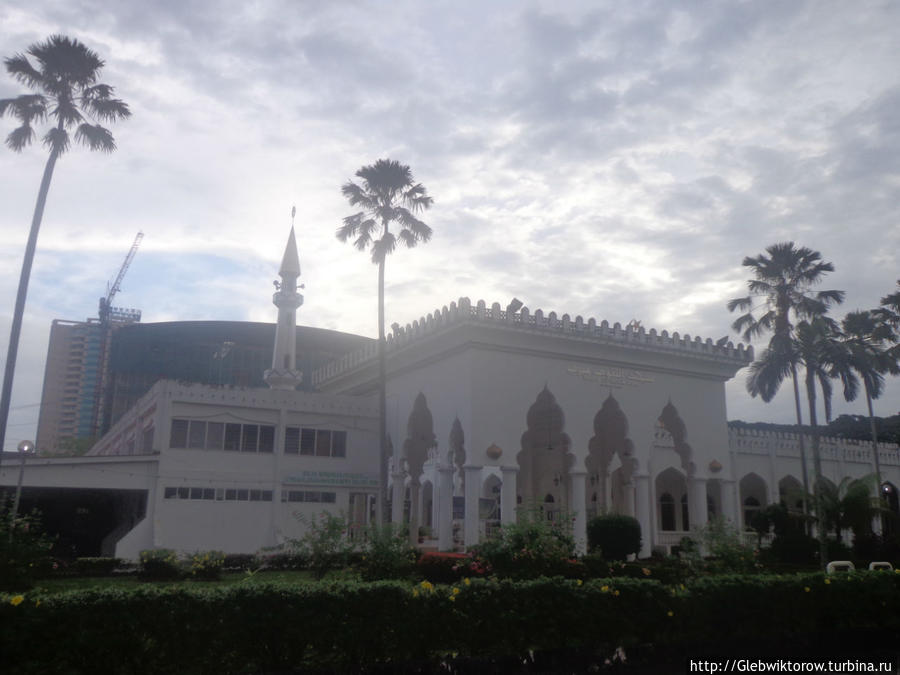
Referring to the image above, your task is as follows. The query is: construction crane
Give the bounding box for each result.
[91,231,143,437]
[98,231,143,324]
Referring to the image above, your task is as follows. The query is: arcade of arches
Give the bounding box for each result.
[387,388,900,555]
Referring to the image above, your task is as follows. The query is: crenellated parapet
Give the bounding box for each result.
[728,425,900,466]
[313,297,754,385]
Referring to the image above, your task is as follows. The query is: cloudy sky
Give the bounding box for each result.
[1,1,898,451]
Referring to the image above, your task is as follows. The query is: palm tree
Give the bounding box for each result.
[336,159,433,523]
[840,310,900,503]
[751,317,857,565]
[0,35,130,462]
[728,243,844,516]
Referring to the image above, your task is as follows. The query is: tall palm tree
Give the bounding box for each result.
[0,35,130,462]
[337,159,433,523]
[751,317,857,565]
[840,310,900,501]
[728,242,844,516]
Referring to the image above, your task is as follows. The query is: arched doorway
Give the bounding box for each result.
[517,386,574,520]
[586,394,636,515]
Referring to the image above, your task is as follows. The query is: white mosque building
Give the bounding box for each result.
[2,229,898,559]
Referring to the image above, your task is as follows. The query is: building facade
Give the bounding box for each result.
[6,231,900,559]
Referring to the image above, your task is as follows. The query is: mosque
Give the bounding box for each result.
[2,229,898,559]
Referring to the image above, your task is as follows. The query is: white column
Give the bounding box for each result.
[437,464,454,551]
[635,474,651,558]
[464,465,482,547]
[622,481,635,517]
[500,466,518,525]
[391,471,405,525]
[690,476,709,529]
[599,468,609,513]
[408,479,420,546]
[721,479,737,524]
[569,470,588,554]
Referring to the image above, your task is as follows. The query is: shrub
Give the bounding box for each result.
[290,511,353,579]
[187,551,225,581]
[258,551,308,571]
[586,515,641,560]
[0,504,54,591]
[763,532,818,566]
[688,516,760,573]
[138,549,181,581]
[416,552,470,583]
[71,557,123,577]
[222,553,257,571]
[470,508,576,579]
[356,524,418,581]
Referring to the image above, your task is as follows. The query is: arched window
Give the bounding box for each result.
[681,493,690,531]
[660,492,676,531]
[743,496,761,530]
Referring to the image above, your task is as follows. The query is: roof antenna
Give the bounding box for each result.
[291,205,296,227]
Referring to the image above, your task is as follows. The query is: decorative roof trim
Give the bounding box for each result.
[313,297,753,386]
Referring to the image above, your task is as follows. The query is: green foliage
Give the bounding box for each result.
[689,516,760,573]
[470,508,576,579]
[289,511,353,579]
[416,552,471,583]
[258,551,308,570]
[765,532,819,566]
[355,524,418,581]
[187,551,224,581]
[0,503,54,591]
[138,549,181,581]
[70,557,124,577]
[2,573,898,672]
[222,553,257,571]
[586,514,642,560]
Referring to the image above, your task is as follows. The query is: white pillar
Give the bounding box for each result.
[437,465,454,551]
[408,479,420,546]
[464,465,482,547]
[721,479,737,525]
[635,474,651,558]
[622,481,635,517]
[690,476,709,529]
[500,466,518,525]
[570,470,587,554]
[391,471,405,525]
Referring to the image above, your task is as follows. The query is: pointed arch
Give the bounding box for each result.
[516,386,574,509]
[740,472,768,529]
[449,417,466,492]
[778,475,804,513]
[658,401,693,473]
[656,466,689,531]
[587,394,637,483]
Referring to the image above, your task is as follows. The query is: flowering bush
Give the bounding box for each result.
[138,548,181,581]
[188,550,225,580]
[469,507,576,579]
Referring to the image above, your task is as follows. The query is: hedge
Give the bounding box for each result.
[2,572,899,673]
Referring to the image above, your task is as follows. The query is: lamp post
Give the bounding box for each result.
[9,439,34,542]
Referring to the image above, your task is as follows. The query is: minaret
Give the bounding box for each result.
[264,217,304,390]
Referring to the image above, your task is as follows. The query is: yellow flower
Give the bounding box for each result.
[576,579,583,586]
[420,580,434,592]
[642,568,651,576]
[804,586,810,593]
[601,585,610,593]
[824,578,831,585]
[680,584,685,590]
[449,596,456,602]
[613,590,620,597]
[412,589,419,598]
[10,595,24,606]
[452,587,460,595]
[667,610,674,617]
[463,577,471,586]
[34,599,41,607]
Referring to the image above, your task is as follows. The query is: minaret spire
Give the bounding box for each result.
[264,207,304,390]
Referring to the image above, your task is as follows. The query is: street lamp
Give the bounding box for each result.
[9,439,34,541]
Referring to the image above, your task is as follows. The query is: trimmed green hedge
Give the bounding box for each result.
[2,572,898,672]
